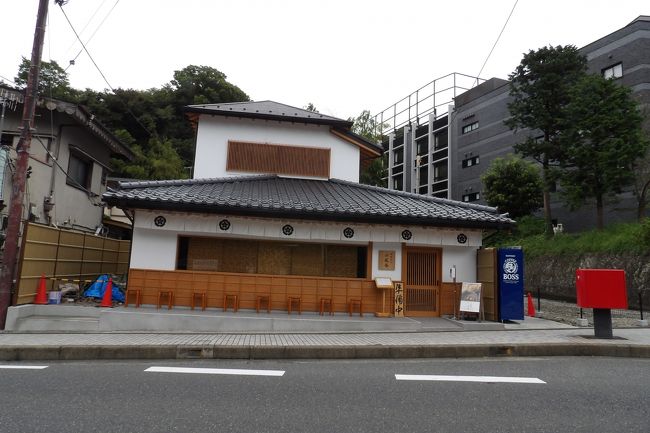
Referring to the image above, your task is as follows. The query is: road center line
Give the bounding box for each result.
[145,366,285,376]
[395,374,545,384]
[0,365,48,370]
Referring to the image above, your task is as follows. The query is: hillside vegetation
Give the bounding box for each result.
[486,216,650,258]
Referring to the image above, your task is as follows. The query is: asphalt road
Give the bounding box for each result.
[0,357,648,433]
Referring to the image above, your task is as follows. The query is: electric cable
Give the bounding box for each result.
[65,0,121,72]
[62,0,109,57]
[56,2,157,139]
[0,74,19,87]
[475,0,519,86]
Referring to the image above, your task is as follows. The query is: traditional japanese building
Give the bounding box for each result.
[103,101,513,317]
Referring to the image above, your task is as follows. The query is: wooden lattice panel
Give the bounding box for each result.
[227,141,330,177]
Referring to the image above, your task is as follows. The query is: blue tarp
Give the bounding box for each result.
[83,274,125,302]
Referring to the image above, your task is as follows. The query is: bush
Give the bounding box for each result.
[485,219,650,257]
[641,217,650,246]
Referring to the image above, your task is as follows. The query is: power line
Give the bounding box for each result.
[0,74,18,87]
[65,0,121,71]
[62,0,109,56]
[475,0,519,85]
[56,2,156,139]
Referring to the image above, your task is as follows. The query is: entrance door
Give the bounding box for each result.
[404,247,441,317]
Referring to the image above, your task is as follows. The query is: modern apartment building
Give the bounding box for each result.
[379,15,650,230]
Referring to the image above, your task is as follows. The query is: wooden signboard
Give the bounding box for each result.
[394,282,404,317]
[378,250,395,270]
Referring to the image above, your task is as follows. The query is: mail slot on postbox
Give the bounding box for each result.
[576,269,628,309]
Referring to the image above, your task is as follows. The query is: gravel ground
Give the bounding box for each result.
[526,297,647,328]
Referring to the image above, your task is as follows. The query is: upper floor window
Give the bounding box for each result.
[462,155,480,168]
[602,63,622,80]
[462,192,480,202]
[67,152,93,190]
[462,121,479,134]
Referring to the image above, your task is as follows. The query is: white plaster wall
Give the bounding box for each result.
[371,242,402,281]
[130,209,485,274]
[193,116,360,182]
[442,246,478,283]
[130,228,178,270]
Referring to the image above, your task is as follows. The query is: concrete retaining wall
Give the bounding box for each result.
[525,253,650,308]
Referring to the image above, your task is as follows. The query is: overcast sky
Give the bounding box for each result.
[1,0,647,120]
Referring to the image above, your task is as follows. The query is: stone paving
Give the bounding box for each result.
[0,326,649,348]
[2,308,649,360]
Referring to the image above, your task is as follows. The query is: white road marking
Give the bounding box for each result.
[395,374,545,384]
[145,366,285,376]
[0,365,48,370]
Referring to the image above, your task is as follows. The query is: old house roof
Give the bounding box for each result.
[103,175,514,230]
[0,85,134,160]
[184,100,383,156]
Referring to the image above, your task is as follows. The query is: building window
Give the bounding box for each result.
[392,175,403,191]
[461,155,480,168]
[177,237,367,278]
[67,152,93,190]
[462,192,480,202]
[433,162,447,181]
[461,121,479,134]
[602,63,622,79]
[393,148,403,164]
[434,132,448,150]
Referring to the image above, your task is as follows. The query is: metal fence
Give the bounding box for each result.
[526,296,647,327]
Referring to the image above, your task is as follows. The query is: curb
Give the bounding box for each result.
[1,343,649,361]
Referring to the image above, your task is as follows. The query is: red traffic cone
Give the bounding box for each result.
[527,292,536,317]
[34,274,48,305]
[100,278,113,308]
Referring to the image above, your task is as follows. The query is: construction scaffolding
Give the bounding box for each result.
[373,72,483,136]
[374,73,484,199]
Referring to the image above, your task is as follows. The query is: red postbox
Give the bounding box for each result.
[576,269,628,309]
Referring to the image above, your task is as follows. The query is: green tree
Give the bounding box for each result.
[360,155,388,187]
[632,111,650,221]
[304,103,319,113]
[349,110,382,143]
[559,74,649,229]
[111,138,185,180]
[632,146,650,221]
[15,57,77,101]
[74,65,249,178]
[350,110,386,187]
[506,45,587,236]
[481,155,544,218]
[168,65,249,106]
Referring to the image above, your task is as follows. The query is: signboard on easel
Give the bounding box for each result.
[374,278,393,318]
[459,282,482,314]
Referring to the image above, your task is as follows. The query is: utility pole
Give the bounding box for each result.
[0,0,50,329]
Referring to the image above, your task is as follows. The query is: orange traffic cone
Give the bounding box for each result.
[527,292,536,317]
[34,274,48,304]
[100,278,113,308]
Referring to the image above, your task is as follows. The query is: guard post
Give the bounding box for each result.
[576,269,627,339]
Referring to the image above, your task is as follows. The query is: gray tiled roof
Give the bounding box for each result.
[185,100,352,127]
[103,175,514,229]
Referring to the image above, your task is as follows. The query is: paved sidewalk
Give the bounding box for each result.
[1,320,649,361]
